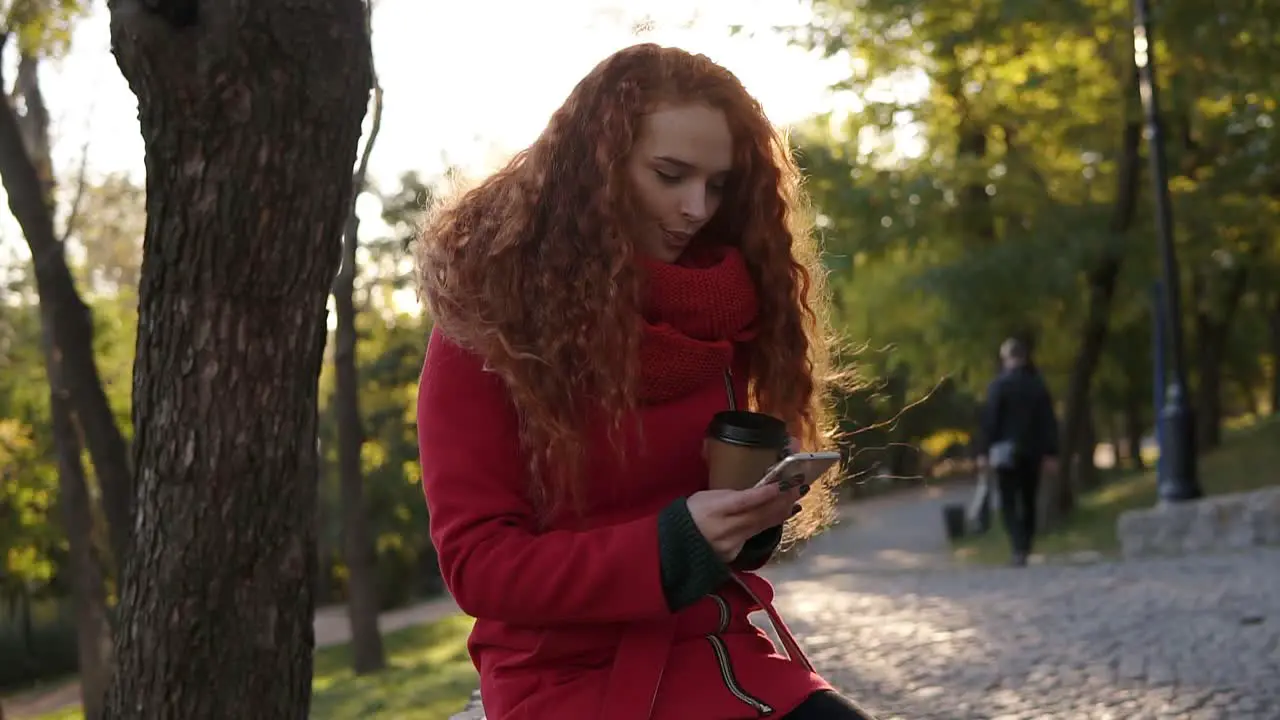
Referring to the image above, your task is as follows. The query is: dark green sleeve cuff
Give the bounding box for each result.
[657,498,730,612]
[731,525,783,572]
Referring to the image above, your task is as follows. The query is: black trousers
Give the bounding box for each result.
[996,461,1042,555]
[782,691,876,719]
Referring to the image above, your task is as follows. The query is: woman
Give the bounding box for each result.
[416,44,873,719]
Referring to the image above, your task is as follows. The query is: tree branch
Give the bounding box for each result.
[333,0,383,291]
[350,0,383,198]
[57,134,92,246]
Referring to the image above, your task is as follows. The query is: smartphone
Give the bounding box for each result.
[754,451,842,490]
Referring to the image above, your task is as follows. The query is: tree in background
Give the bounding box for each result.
[785,0,1279,523]
[0,2,135,580]
[0,3,123,713]
[332,0,387,674]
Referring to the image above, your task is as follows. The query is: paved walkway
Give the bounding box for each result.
[772,481,975,579]
[760,487,1280,719]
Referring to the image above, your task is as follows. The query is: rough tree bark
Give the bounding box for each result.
[7,51,114,719]
[0,39,135,577]
[103,1,371,717]
[333,13,386,671]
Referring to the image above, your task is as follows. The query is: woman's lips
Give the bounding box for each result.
[662,229,692,251]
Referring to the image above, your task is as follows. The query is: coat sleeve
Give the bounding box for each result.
[417,329,671,625]
[730,526,783,572]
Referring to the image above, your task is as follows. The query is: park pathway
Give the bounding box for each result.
[770,481,975,582]
[760,485,1280,719]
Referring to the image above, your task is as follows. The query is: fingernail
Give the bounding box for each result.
[789,503,802,517]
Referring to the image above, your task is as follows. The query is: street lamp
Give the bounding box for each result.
[1133,0,1202,501]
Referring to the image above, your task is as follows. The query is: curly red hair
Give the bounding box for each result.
[417,44,839,541]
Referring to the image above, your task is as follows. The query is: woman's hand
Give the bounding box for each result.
[687,483,803,562]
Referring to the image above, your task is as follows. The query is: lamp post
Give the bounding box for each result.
[1133,0,1202,501]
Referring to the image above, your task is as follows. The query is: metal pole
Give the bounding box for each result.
[1133,0,1202,501]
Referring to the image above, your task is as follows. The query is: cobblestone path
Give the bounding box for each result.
[762,490,1280,720]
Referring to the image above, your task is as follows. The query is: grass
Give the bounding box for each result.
[310,614,477,719]
[27,614,477,720]
[27,702,80,720]
[952,414,1280,565]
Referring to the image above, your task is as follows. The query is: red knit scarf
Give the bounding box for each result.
[638,246,759,404]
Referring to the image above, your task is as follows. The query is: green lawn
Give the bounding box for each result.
[953,414,1280,565]
[311,613,477,719]
[30,614,477,720]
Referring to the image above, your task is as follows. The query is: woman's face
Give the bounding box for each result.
[626,103,733,263]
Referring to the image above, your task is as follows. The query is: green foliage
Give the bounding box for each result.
[794,0,1280,454]
[0,296,60,599]
[1,0,91,56]
[0,418,58,587]
[317,307,436,608]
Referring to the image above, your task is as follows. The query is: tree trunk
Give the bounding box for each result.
[1047,258,1118,523]
[1123,388,1146,471]
[48,371,113,720]
[332,31,385,671]
[104,3,371,718]
[8,51,114,719]
[41,301,113,720]
[1270,295,1280,415]
[1043,116,1141,528]
[1232,371,1257,418]
[1076,402,1100,490]
[0,46,135,575]
[334,204,386,673]
[1192,264,1249,451]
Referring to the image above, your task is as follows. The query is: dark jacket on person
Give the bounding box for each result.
[978,365,1059,462]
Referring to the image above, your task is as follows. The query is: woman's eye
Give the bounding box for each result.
[655,170,682,184]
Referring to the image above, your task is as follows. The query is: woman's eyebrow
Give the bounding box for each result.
[653,155,695,169]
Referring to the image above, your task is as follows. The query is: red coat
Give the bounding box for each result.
[418,329,828,719]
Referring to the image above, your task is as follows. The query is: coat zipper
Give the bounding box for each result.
[714,368,774,715]
[705,593,774,715]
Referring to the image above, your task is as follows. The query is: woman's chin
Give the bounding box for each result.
[638,244,686,264]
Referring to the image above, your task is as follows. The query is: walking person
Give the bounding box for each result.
[977,338,1060,567]
[415,44,875,719]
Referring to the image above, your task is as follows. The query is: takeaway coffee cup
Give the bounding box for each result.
[704,410,790,491]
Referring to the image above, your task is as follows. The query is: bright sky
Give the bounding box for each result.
[37,0,849,191]
[0,0,860,307]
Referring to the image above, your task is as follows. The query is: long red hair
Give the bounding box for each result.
[416,44,839,540]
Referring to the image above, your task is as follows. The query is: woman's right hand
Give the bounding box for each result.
[686,484,802,562]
